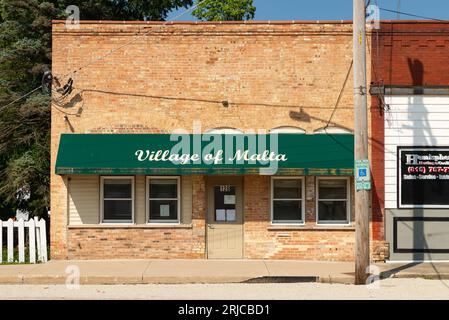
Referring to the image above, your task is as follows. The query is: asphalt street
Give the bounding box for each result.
[0,278,448,300]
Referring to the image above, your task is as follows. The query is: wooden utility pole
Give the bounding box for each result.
[353,0,370,285]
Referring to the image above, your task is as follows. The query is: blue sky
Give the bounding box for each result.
[167,0,449,21]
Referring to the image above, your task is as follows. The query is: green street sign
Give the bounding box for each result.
[355,159,371,190]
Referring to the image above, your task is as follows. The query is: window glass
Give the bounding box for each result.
[272,178,303,223]
[318,179,347,199]
[103,200,132,221]
[214,185,236,222]
[273,200,302,221]
[149,178,179,222]
[273,179,302,199]
[102,178,133,222]
[318,201,347,221]
[149,179,178,198]
[317,179,349,223]
[104,179,132,198]
[149,200,178,221]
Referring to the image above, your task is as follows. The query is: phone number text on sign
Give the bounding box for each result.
[407,166,449,174]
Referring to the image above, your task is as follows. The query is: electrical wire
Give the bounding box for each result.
[365,31,389,113]
[379,7,446,22]
[0,85,43,113]
[9,2,446,116]
[324,59,353,129]
[2,2,207,112]
[59,0,208,80]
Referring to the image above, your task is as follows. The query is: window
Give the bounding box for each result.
[398,147,449,208]
[269,126,306,134]
[214,185,236,222]
[147,177,180,223]
[205,127,244,134]
[317,178,350,224]
[314,126,352,134]
[271,177,304,224]
[101,177,134,223]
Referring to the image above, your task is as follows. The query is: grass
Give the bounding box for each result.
[1,246,50,265]
[1,246,31,264]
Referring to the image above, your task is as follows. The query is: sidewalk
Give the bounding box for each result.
[378,262,449,280]
[0,259,448,285]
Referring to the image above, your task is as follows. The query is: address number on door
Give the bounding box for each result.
[219,185,232,192]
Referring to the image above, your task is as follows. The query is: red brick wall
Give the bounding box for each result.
[66,174,206,259]
[67,227,203,259]
[243,175,356,261]
[67,174,359,261]
[370,21,449,241]
[372,22,449,86]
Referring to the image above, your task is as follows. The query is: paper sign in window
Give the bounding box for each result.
[216,209,226,221]
[224,195,236,205]
[226,209,236,221]
[160,204,170,217]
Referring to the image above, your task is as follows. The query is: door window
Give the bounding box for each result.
[214,185,236,222]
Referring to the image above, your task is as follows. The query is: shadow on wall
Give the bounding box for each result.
[405,58,436,261]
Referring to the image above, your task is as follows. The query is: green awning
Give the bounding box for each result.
[55,133,354,175]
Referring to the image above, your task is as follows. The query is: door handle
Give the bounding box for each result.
[208,224,214,229]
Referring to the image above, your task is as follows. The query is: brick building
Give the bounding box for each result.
[51,20,383,261]
[370,21,449,261]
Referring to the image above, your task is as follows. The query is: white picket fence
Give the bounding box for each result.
[0,217,47,264]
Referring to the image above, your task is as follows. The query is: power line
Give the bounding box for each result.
[324,59,353,129]
[1,0,207,112]
[0,85,43,113]
[379,7,446,22]
[59,3,446,81]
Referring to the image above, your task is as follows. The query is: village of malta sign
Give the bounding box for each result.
[135,148,288,165]
[55,133,355,175]
[134,133,287,174]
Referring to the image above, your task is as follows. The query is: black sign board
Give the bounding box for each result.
[398,147,449,207]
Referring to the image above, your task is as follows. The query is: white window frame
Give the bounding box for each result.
[269,126,306,134]
[316,177,350,225]
[146,176,181,224]
[270,176,305,225]
[205,127,244,134]
[100,176,135,224]
[314,126,353,134]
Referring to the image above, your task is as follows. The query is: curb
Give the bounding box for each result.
[387,274,449,280]
[0,275,357,285]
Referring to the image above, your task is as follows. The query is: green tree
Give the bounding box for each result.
[58,0,194,20]
[192,0,255,21]
[0,0,193,219]
[0,0,58,219]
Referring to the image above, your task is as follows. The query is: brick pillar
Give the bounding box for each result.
[50,173,69,259]
[243,175,270,258]
[192,175,206,258]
